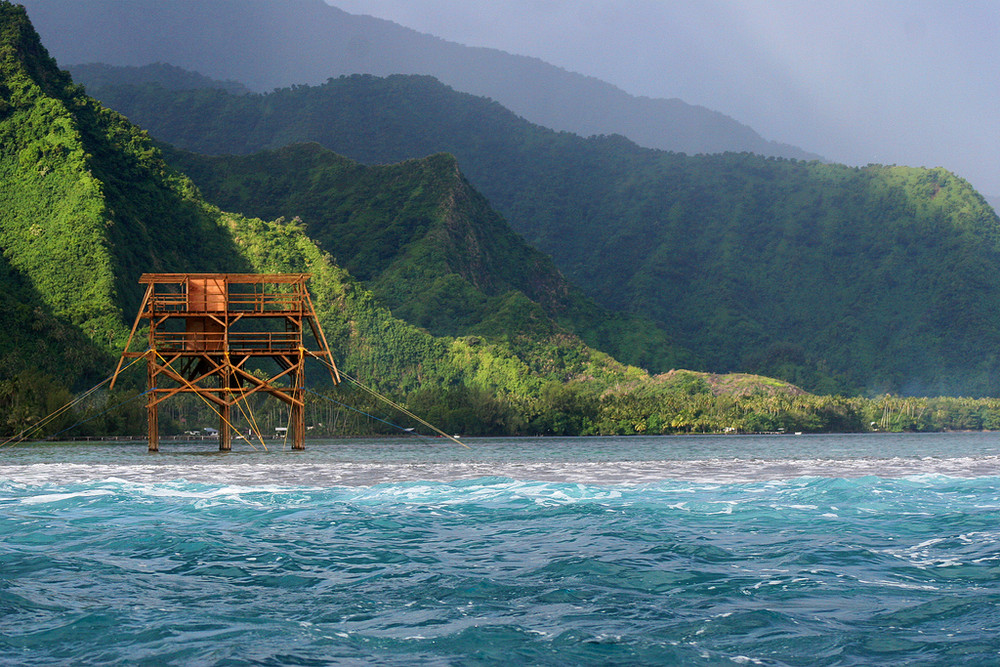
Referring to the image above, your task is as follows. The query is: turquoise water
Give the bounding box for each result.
[3,434,1000,665]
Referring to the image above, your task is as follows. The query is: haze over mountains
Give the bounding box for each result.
[18,0,819,162]
[331,1,1000,202]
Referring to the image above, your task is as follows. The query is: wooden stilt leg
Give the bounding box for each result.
[220,400,232,451]
[148,396,159,453]
[292,401,304,450]
[148,360,158,452]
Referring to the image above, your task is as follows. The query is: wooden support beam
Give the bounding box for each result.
[111,285,153,391]
[112,273,338,452]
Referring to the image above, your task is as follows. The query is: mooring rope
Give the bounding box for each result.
[280,395,295,451]
[228,387,269,452]
[226,350,267,452]
[46,388,152,441]
[222,351,269,451]
[304,387,424,438]
[340,371,470,449]
[302,349,469,449]
[0,352,149,449]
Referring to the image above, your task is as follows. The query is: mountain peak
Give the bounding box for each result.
[0,2,72,98]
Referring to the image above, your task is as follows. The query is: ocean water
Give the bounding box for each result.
[3,433,1000,666]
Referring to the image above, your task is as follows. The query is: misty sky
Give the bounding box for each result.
[331,0,1000,197]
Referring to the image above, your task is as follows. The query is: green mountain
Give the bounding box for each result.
[8,5,1000,439]
[20,0,818,161]
[161,141,690,373]
[69,62,252,96]
[0,3,692,438]
[986,194,1000,217]
[77,70,1000,396]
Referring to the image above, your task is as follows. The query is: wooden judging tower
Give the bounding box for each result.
[111,273,340,451]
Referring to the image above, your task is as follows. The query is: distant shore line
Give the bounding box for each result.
[33,429,1000,444]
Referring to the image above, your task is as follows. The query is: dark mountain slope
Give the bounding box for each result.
[70,62,251,95]
[162,142,691,372]
[19,0,817,161]
[0,253,109,387]
[77,70,1000,396]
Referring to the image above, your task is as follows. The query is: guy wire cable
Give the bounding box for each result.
[302,350,469,449]
[0,352,148,449]
[304,387,433,440]
[46,388,153,441]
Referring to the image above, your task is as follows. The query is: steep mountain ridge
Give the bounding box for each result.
[76,68,1000,396]
[169,143,569,336]
[162,142,691,371]
[19,0,818,161]
[0,8,256,338]
[986,194,1000,217]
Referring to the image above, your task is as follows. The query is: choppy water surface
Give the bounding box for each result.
[3,433,1000,665]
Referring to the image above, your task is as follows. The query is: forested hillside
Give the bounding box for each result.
[162,142,690,373]
[0,3,649,437]
[78,70,1000,396]
[69,62,251,95]
[5,2,865,441]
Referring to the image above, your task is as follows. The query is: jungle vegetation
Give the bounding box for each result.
[78,67,1000,397]
[0,4,680,439]
[163,142,691,374]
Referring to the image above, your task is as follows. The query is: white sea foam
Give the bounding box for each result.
[3,434,1000,488]
[4,456,1000,488]
[18,488,114,504]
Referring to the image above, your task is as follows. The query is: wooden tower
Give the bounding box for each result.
[111,273,340,451]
